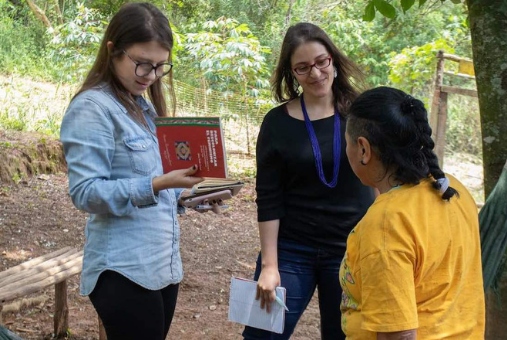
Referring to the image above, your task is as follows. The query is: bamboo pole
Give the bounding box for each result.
[0,247,72,282]
[0,250,82,287]
[0,265,82,303]
[0,254,83,293]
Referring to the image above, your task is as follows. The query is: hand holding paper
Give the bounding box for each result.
[228,277,287,334]
[256,265,281,313]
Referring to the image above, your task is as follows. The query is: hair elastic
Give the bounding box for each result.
[436,177,450,194]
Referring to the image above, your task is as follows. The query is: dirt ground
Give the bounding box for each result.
[0,174,322,340]
[0,128,484,340]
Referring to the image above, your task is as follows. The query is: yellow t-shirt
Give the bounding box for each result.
[340,175,485,339]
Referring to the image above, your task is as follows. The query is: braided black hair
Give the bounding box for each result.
[347,86,458,200]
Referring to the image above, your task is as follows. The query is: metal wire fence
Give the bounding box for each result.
[171,79,269,178]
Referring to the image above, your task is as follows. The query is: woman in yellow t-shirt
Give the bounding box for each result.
[340,86,485,339]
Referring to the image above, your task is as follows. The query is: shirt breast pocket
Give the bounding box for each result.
[124,136,158,175]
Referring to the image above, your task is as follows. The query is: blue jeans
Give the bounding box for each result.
[242,238,345,340]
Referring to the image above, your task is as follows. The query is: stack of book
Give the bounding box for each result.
[155,116,244,205]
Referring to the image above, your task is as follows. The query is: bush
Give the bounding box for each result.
[47,4,106,82]
[0,0,53,79]
[446,95,482,156]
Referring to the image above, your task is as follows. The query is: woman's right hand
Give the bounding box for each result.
[152,165,204,193]
[256,266,281,313]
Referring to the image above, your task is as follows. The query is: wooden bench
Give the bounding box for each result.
[0,247,106,339]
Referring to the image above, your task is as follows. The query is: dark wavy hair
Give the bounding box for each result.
[347,86,458,200]
[271,22,364,114]
[75,2,175,123]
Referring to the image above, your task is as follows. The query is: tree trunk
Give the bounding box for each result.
[481,160,507,339]
[285,0,295,27]
[466,0,507,198]
[466,3,507,338]
[25,0,54,32]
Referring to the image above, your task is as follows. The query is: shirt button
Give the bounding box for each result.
[142,145,146,148]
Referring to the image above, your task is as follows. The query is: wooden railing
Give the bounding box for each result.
[430,50,478,166]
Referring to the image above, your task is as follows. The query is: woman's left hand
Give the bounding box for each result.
[195,198,224,214]
[178,190,225,214]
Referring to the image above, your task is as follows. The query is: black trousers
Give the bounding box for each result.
[89,270,179,340]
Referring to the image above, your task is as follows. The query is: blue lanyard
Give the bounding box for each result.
[300,94,341,188]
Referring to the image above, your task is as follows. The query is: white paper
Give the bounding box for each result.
[228,277,286,334]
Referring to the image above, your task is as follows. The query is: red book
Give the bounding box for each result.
[155,117,228,178]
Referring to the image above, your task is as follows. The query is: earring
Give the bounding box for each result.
[360,160,366,166]
[334,67,338,78]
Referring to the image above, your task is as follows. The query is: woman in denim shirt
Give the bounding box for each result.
[60,3,204,339]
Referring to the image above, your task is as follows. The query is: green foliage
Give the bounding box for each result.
[319,1,471,86]
[446,96,482,156]
[388,38,454,102]
[0,0,52,78]
[373,0,396,19]
[363,2,376,21]
[181,17,271,100]
[362,0,463,21]
[11,171,24,185]
[0,0,478,156]
[0,102,63,137]
[0,110,29,131]
[47,4,105,82]
[401,0,416,12]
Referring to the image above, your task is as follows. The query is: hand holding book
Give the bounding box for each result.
[152,164,204,194]
[155,116,244,208]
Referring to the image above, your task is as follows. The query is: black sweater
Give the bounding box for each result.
[255,104,375,255]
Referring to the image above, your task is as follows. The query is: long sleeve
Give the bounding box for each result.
[60,96,159,216]
[255,112,286,222]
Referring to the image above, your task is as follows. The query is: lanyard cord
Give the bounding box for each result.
[300,94,341,188]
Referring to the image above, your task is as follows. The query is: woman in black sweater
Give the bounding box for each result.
[242,23,375,340]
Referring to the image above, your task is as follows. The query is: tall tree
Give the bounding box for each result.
[466,0,507,196]
[466,3,507,337]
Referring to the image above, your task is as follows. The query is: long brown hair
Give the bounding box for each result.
[272,22,364,114]
[75,2,176,122]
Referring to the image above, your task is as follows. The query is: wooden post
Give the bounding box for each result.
[434,92,448,167]
[99,315,107,340]
[0,303,3,324]
[54,280,69,339]
[430,50,445,141]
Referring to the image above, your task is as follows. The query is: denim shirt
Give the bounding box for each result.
[60,84,185,295]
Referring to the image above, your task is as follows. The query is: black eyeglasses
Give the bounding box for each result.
[123,50,173,77]
[293,57,332,75]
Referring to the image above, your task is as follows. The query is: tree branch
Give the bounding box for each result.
[285,0,295,27]
[25,0,55,32]
[52,0,64,25]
